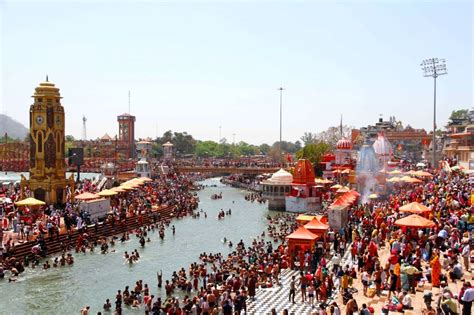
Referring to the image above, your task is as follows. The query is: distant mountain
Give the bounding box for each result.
[0,114,28,140]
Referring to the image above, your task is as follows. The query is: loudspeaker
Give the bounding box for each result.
[68,148,84,166]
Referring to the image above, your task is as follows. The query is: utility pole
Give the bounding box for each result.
[219,126,222,143]
[232,133,236,145]
[421,58,447,169]
[278,87,284,164]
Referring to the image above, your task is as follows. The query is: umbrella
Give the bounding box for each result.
[394,214,435,229]
[111,187,126,193]
[399,202,431,214]
[98,189,118,197]
[414,171,433,177]
[368,193,378,199]
[389,170,402,175]
[404,177,423,184]
[15,197,46,206]
[330,184,342,189]
[387,177,400,183]
[139,177,153,182]
[74,192,99,201]
[416,162,426,167]
[341,169,351,174]
[336,187,350,193]
[120,185,136,190]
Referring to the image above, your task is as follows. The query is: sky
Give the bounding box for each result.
[0,0,472,145]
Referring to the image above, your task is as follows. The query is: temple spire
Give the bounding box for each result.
[340,114,343,138]
[46,74,49,82]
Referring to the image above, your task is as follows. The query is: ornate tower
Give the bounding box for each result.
[26,77,68,204]
[117,113,136,159]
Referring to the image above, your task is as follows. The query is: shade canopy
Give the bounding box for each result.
[304,217,330,232]
[349,190,361,198]
[399,202,431,214]
[286,227,319,241]
[15,197,46,206]
[336,187,350,193]
[75,192,100,201]
[120,185,136,190]
[413,170,433,177]
[394,214,435,228]
[98,189,118,197]
[368,193,378,199]
[111,186,126,193]
[139,177,153,182]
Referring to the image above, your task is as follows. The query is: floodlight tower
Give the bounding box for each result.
[278,87,284,164]
[82,115,87,140]
[421,58,447,168]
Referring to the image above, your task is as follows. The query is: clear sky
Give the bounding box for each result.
[1,0,472,144]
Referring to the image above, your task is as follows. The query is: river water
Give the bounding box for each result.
[0,177,273,314]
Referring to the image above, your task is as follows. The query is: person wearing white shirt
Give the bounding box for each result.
[461,242,471,272]
[461,282,474,315]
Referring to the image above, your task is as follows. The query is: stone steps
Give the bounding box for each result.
[9,205,176,260]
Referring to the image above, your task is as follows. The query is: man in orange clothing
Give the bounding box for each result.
[430,252,442,287]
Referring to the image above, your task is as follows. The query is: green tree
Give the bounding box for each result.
[258,144,271,155]
[65,135,75,142]
[195,140,219,157]
[449,109,469,121]
[300,132,317,145]
[295,142,331,165]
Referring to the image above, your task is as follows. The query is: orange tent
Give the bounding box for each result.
[286,227,319,268]
[296,215,327,226]
[394,214,435,229]
[75,192,99,201]
[304,217,330,236]
[399,202,431,214]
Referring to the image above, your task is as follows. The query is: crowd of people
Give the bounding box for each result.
[282,163,473,315]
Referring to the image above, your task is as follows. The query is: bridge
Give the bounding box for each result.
[174,166,280,175]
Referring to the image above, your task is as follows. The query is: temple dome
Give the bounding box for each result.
[336,138,352,150]
[373,132,393,156]
[292,159,315,185]
[269,168,293,184]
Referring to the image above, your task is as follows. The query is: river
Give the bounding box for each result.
[0,177,274,314]
[0,172,100,183]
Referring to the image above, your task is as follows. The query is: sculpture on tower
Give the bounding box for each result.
[20,77,74,204]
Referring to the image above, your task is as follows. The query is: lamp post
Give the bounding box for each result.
[421,58,447,169]
[278,87,284,164]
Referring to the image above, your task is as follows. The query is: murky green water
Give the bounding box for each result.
[0,178,273,314]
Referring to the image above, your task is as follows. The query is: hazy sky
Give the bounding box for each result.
[1,1,472,144]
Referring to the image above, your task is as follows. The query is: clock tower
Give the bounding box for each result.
[23,77,70,204]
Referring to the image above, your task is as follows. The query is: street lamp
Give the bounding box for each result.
[421,58,447,168]
[278,87,284,164]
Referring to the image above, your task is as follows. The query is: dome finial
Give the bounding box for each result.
[46,74,49,82]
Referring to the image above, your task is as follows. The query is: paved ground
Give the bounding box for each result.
[249,244,473,315]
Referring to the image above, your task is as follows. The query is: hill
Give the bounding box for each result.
[0,114,28,140]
